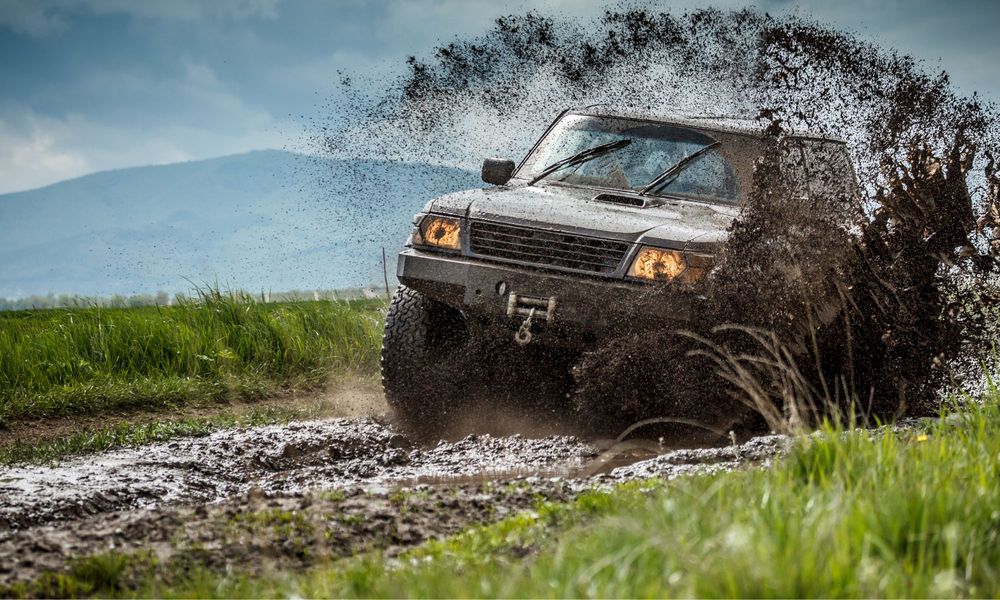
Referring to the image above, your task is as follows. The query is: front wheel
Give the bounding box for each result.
[380,286,469,439]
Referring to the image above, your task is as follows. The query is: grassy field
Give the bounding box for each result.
[0,290,384,425]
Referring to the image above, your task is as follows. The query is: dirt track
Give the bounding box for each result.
[0,393,788,588]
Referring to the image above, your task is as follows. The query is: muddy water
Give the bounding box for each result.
[0,415,791,589]
[0,417,600,531]
[0,416,788,533]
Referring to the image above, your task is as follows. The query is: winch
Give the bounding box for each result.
[506,293,556,345]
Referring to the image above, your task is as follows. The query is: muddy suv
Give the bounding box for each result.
[381,107,856,431]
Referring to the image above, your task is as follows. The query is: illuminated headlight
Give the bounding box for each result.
[627,246,713,283]
[416,216,461,250]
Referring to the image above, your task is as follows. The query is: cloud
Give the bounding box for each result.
[85,0,280,22]
[0,1,71,37]
[0,112,90,190]
[0,102,291,194]
[0,109,194,193]
[175,60,276,130]
[373,0,606,50]
[1,0,997,195]
[0,40,289,193]
[0,0,279,38]
[272,49,400,92]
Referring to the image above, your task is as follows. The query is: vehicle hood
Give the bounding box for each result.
[427,183,738,250]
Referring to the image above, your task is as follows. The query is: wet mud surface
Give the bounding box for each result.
[0,415,787,588]
[0,417,596,531]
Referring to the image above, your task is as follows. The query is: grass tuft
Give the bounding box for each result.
[0,290,383,423]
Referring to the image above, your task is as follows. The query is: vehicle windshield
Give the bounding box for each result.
[518,115,740,203]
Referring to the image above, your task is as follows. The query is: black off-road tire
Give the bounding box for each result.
[381,285,469,438]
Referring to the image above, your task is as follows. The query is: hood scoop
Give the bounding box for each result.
[592,193,664,209]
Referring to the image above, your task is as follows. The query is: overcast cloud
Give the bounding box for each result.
[1,0,997,193]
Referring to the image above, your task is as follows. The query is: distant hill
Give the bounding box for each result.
[0,150,478,297]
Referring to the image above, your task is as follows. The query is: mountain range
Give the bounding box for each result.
[0,150,478,298]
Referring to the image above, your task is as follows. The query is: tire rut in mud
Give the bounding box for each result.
[0,416,792,590]
[0,417,597,532]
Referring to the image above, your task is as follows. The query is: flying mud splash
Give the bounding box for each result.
[321,7,1000,434]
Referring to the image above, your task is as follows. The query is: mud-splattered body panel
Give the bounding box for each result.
[398,109,851,343]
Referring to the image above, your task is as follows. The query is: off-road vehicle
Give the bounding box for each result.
[381,106,856,431]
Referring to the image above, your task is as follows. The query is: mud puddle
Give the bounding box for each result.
[0,416,790,534]
[0,417,598,532]
[0,415,789,589]
[0,418,783,534]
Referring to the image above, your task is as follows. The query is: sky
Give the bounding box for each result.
[1,0,998,194]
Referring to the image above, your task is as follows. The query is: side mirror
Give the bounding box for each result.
[481,158,515,185]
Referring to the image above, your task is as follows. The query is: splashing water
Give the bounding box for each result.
[317,6,1000,432]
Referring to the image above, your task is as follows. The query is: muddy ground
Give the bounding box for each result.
[0,391,788,589]
[0,378,387,450]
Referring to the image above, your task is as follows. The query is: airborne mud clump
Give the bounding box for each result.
[324,7,1000,433]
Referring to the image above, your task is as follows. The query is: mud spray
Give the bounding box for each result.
[319,7,1000,436]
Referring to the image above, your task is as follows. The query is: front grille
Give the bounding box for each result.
[469,221,631,274]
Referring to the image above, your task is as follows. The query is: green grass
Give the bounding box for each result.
[0,404,327,466]
[0,289,384,424]
[109,394,1000,598]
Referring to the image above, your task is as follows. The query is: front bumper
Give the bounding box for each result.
[397,248,697,340]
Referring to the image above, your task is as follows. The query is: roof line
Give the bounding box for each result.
[567,106,847,143]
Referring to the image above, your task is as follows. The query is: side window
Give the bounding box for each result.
[801,141,858,203]
[778,139,811,200]
[660,149,739,203]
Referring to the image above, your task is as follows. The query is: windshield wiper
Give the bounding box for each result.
[638,141,721,196]
[528,139,632,186]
